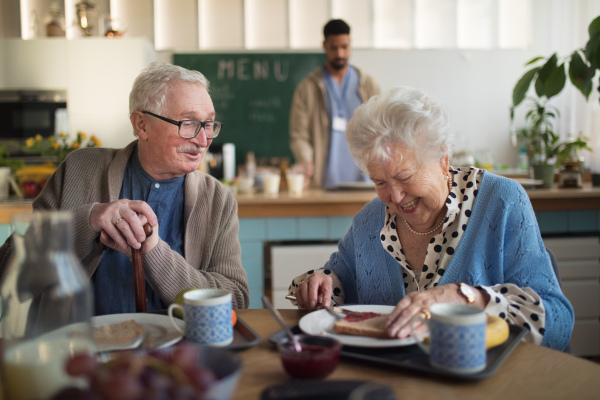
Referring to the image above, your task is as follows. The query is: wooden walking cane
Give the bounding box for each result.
[96,223,153,312]
[131,223,153,312]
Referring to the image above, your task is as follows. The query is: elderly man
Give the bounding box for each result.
[289,19,380,189]
[0,62,249,314]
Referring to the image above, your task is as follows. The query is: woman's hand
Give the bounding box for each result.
[295,273,333,311]
[90,200,159,255]
[385,284,488,338]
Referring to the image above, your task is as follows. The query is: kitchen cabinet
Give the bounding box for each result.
[0,37,157,149]
[0,39,67,89]
[14,0,531,51]
[270,243,339,309]
[544,237,600,357]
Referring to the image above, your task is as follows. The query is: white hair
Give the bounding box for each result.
[129,62,210,115]
[346,86,454,173]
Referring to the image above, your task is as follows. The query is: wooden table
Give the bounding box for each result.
[233,309,600,400]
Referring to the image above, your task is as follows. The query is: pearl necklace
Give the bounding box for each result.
[403,173,453,236]
[404,215,445,236]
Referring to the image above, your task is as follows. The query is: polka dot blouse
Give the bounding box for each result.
[288,167,546,345]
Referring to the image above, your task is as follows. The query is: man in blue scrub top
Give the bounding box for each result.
[289,19,381,189]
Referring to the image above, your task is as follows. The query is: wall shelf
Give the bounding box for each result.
[16,0,531,51]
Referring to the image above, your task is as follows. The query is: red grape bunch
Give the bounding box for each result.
[51,343,217,400]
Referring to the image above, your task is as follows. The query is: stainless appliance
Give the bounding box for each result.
[0,90,68,145]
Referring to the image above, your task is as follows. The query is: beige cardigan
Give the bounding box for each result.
[0,141,249,308]
[289,65,381,188]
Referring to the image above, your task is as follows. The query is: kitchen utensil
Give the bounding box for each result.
[284,295,366,317]
[262,296,302,352]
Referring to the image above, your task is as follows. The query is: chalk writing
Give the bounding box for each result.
[217,59,290,82]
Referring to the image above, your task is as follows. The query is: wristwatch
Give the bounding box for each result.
[458,283,476,304]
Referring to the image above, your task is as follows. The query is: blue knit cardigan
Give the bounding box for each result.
[325,171,574,351]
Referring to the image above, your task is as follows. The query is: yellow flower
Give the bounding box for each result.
[60,132,67,138]
[78,132,87,140]
[35,134,43,142]
[47,136,56,144]
[51,142,60,149]
[25,138,34,147]
[91,136,102,147]
[71,142,80,149]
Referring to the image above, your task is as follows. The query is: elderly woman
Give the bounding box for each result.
[289,87,573,351]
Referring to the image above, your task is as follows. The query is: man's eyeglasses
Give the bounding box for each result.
[142,111,223,139]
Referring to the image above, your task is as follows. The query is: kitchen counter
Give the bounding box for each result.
[1,184,600,222]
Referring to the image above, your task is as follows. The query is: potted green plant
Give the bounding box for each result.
[515,98,561,187]
[512,16,600,108]
[511,15,600,187]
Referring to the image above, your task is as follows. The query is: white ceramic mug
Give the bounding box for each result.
[411,303,487,374]
[168,289,233,347]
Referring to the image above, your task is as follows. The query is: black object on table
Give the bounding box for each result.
[261,380,395,400]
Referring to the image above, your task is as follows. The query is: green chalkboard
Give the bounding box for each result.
[174,53,324,166]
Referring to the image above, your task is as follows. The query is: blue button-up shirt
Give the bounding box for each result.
[92,147,185,315]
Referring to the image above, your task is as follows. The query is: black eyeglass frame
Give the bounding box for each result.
[142,111,222,139]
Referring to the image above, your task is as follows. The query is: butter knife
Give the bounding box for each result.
[284,295,367,317]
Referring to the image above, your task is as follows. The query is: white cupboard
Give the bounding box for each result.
[270,243,338,309]
[0,37,157,149]
[544,237,600,356]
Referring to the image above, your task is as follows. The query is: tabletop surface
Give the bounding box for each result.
[2,183,599,220]
[234,308,600,400]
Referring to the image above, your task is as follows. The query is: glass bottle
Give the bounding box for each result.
[45,2,66,37]
[75,0,98,37]
[0,212,94,400]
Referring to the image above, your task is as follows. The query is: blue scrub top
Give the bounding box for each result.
[322,66,369,189]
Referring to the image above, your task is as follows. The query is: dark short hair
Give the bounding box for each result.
[323,19,350,39]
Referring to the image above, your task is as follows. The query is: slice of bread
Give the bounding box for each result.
[93,319,145,345]
[333,312,390,339]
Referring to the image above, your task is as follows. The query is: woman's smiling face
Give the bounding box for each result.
[367,142,450,231]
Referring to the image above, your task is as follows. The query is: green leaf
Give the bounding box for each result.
[594,37,600,68]
[569,51,589,89]
[537,54,558,81]
[535,54,558,97]
[545,63,566,98]
[588,15,600,37]
[525,56,546,66]
[584,32,599,60]
[512,67,539,106]
[581,74,593,99]
[535,77,545,97]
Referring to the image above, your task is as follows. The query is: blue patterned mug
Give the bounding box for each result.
[168,289,233,347]
[411,303,487,374]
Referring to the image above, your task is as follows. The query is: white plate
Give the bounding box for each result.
[298,305,417,348]
[92,313,185,352]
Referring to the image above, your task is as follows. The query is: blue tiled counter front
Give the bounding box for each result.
[1,190,600,310]
[240,210,600,308]
[239,216,354,309]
